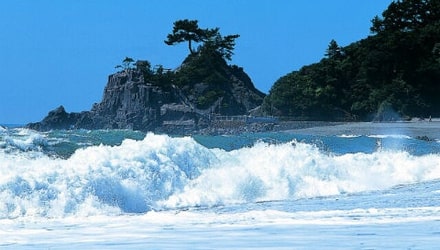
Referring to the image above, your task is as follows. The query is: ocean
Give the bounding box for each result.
[1,122,440,249]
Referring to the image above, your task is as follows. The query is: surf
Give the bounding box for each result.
[1,132,440,219]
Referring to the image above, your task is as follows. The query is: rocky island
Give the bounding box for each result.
[28,20,268,134]
[28,62,266,134]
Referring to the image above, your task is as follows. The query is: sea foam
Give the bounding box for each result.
[0,133,215,218]
[1,133,439,218]
[163,140,440,208]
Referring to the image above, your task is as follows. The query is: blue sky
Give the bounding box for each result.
[0,0,393,124]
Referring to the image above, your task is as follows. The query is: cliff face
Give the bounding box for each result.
[28,65,265,133]
[86,71,172,130]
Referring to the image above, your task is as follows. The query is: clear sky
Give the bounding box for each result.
[0,0,394,124]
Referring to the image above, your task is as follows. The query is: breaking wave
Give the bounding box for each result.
[0,128,49,153]
[1,132,440,218]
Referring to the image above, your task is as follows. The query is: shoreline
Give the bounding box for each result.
[4,120,440,139]
[281,120,440,139]
[196,118,440,137]
[274,120,344,131]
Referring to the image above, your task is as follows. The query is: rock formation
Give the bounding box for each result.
[28,64,265,133]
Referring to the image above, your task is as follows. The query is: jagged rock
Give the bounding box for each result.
[27,105,78,130]
[27,65,265,133]
[86,71,169,130]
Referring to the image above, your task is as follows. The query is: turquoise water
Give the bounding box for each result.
[1,123,440,249]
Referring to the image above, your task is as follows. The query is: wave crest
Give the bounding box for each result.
[1,133,439,218]
[162,141,440,208]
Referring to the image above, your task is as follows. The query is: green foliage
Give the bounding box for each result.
[113,20,244,112]
[197,90,225,109]
[164,19,206,54]
[161,19,241,109]
[370,0,440,34]
[263,69,339,119]
[115,57,135,71]
[264,0,440,120]
[123,57,135,69]
[325,39,342,59]
[114,57,175,90]
[165,19,239,61]
[202,33,240,61]
[173,50,231,109]
[135,60,152,75]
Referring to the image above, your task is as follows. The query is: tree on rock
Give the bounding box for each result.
[165,19,240,61]
[115,57,135,71]
[164,19,206,54]
[202,32,240,61]
[123,57,135,69]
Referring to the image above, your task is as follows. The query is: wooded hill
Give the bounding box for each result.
[261,0,440,121]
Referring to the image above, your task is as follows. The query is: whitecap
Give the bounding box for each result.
[2,133,440,218]
[338,134,361,138]
[161,139,440,209]
[368,134,412,139]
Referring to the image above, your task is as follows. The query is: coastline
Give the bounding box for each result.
[274,120,344,131]
[5,119,440,140]
[282,119,440,139]
[197,119,437,137]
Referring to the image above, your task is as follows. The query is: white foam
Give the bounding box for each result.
[0,133,216,218]
[5,133,48,151]
[338,134,361,138]
[0,128,50,154]
[1,133,440,218]
[162,140,440,208]
[368,134,412,139]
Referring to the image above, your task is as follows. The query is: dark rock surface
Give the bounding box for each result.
[27,67,266,133]
[27,105,78,131]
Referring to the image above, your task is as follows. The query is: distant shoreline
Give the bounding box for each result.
[3,120,439,140]
[274,121,344,131]
[281,119,440,139]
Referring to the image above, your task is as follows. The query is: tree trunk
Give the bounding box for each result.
[188,40,194,54]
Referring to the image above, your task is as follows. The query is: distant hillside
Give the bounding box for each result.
[262,0,440,121]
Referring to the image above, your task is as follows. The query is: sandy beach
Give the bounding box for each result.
[282,119,440,139]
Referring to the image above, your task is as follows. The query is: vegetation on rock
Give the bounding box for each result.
[118,19,262,114]
[262,0,440,121]
[164,19,240,61]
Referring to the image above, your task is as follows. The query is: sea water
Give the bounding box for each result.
[1,122,440,249]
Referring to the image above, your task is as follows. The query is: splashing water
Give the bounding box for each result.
[1,129,440,219]
[1,124,440,249]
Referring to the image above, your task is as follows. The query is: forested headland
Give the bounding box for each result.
[262,0,440,121]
